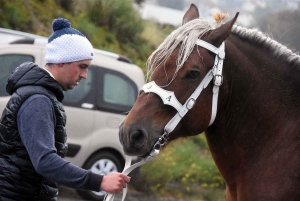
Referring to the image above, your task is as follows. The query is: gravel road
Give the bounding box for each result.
[58,186,180,201]
[58,186,194,201]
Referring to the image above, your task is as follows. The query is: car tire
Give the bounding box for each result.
[76,151,124,201]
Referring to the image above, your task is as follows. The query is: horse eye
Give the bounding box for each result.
[185,70,200,79]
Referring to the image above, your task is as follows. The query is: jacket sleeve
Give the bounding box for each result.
[17,94,102,191]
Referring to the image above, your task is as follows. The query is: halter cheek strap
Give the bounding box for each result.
[210,42,225,125]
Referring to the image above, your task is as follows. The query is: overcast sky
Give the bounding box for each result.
[141,0,300,27]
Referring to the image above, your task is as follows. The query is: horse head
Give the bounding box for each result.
[119,4,239,157]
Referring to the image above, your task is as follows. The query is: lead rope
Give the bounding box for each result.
[104,148,160,201]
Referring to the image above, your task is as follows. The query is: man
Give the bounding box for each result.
[0,18,130,201]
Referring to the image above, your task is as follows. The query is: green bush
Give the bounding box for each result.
[86,0,144,44]
[0,1,32,31]
[133,135,226,200]
[0,0,155,69]
[0,0,73,36]
[81,0,154,69]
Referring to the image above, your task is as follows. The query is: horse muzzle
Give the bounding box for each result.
[119,123,151,157]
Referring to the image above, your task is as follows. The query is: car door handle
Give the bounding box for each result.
[81,103,94,109]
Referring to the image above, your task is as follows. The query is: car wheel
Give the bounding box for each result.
[76,151,123,201]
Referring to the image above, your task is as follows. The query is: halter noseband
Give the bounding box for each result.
[142,39,225,151]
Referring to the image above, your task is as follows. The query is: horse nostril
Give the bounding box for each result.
[130,130,145,144]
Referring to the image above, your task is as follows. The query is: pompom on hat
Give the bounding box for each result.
[45,18,94,63]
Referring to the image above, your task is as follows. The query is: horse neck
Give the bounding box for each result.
[205,33,300,178]
[213,34,300,131]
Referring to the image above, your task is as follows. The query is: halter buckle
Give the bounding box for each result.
[154,131,169,151]
[186,98,196,109]
[214,74,223,86]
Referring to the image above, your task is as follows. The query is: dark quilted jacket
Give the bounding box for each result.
[0,62,67,201]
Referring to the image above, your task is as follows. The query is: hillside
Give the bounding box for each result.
[0,0,173,69]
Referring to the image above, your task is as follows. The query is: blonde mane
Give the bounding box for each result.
[146,17,213,85]
[146,12,300,86]
[232,25,300,67]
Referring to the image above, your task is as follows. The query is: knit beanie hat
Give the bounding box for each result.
[45,18,94,63]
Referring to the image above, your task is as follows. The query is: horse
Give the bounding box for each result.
[119,4,300,201]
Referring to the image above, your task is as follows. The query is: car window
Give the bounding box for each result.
[103,73,136,106]
[0,54,34,96]
[97,67,138,113]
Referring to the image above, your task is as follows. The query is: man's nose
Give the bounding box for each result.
[81,69,88,79]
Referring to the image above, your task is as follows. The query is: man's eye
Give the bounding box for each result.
[185,70,200,79]
[80,65,88,69]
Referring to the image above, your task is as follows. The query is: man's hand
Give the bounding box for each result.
[100,172,131,194]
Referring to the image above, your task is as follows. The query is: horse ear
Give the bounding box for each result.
[182,4,199,25]
[207,12,239,47]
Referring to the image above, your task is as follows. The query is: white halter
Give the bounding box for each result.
[104,39,225,201]
[143,40,225,149]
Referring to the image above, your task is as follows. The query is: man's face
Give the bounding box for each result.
[58,59,92,91]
